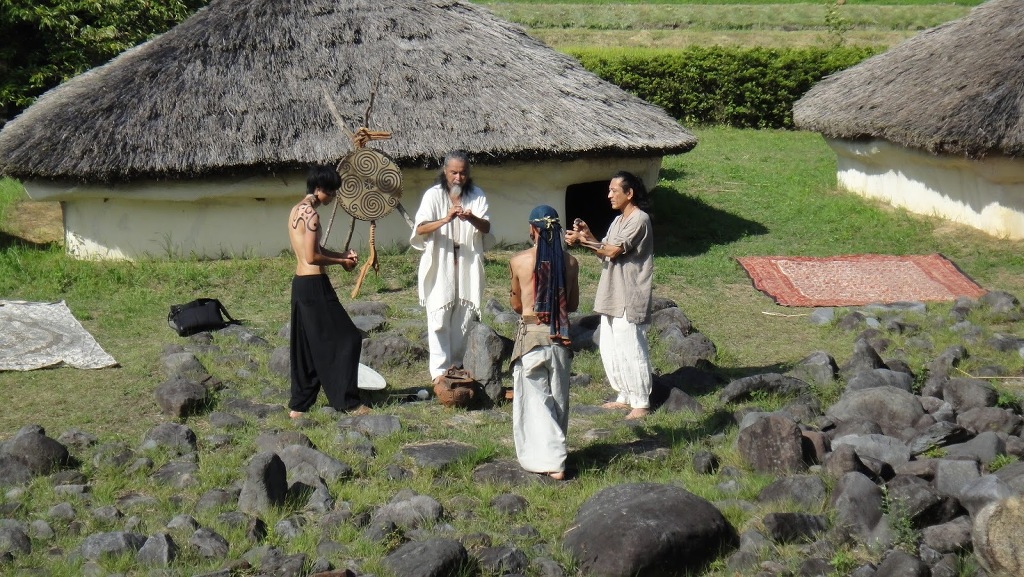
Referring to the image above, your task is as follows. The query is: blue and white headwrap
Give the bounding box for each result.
[529,205,570,343]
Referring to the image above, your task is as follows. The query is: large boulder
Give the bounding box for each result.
[0,425,71,476]
[563,483,737,576]
[827,386,925,437]
[973,495,1024,577]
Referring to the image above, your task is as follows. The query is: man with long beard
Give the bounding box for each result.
[410,151,491,384]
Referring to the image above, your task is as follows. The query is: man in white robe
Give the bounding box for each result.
[509,205,579,479]
[410,151,491,383]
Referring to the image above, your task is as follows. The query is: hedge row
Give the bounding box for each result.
[568,46,881,129]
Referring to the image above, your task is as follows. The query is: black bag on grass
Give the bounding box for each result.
[168,298,235,336]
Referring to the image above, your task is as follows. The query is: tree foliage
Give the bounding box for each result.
[0,0,208,124]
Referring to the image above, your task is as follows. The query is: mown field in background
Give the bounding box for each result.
[479,0,976,48]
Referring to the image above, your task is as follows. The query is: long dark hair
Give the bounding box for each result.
[614,170,650,210]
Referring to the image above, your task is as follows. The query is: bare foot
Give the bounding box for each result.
[601,401,630,410]
[350,404,371,416]
[289,410,305,419]
[432,375,446,386]
[625,408,650,420]
[548,471,565,481]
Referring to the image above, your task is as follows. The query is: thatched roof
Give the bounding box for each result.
[793,0,1024,160]
[0,0,696,184]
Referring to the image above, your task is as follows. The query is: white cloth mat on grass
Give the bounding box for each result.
[0,300,118,370]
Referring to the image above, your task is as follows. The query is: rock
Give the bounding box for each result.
[360,333,427,370]
[665,332,717,368]
[957,407,1023,436]
[787,351,838,385]
[0,455,34,489]
[338,414,402,437]
[238,452,287,514]
[490,493,528,516]
[973,495,1024,577]
[400,441,476,469]
[80,531,146,560]
[827,386,925,437]
[161,351,209,380]
[736,414,805,473]
[830,472,891,547]
[462,320,510,391]
[140,422,197,455]
[718,373,808,404]
[268,346,290,378]
[136,533,177,567]
[477,546,528,575]
[907,421,972,456]
[372,494,444,530]
[934,459,980,498]
[277,445,352,483]
[383,537,468,577]
[921,515,971,554]
[472,460,558,486]
[831,434,911,469]
[943,430,1006,466]
[154,377,209,418]
[943,377,998,411]
[255,430,314,453]
[839,338,886,378]
[884,475,946,527]
[650,307,692,335]
[959,475,1015,518]
[872,549,930,577]
[563,483,737,576]
[845,368,914,393]
[151,459,199,488]
[0,524,30,556]
[756,475,827,509]
[761,512,828,544]
[189,527,229,559]
[0,426,72,476]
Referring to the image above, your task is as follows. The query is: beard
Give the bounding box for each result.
[449,184,462,197]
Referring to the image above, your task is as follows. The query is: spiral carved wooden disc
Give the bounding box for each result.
[336,148,402,220]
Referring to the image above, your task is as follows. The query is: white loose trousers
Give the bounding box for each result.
[426,302,478,379]
[599,314,652,409]
[512,345,571,474]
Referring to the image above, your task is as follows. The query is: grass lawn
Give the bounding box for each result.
[4,127,1024,438]
[2,127,1021,575]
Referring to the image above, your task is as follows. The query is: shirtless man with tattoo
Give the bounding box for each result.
[286,164,368,418]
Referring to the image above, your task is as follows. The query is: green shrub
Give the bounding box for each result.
[568,46,880,128]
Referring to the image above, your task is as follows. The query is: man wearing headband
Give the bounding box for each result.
[565,171,654,420]
[410,150,491,385]
[286,164,367,418]
[508,205,580,480]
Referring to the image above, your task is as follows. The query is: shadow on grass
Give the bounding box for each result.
[0,230,59,251]
[567,408,737,475]
[651,182,768,257]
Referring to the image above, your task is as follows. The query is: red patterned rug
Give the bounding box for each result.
[736,254,987,307]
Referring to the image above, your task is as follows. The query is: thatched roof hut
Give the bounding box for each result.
[793,0,1024,238]
[0,0,695,259]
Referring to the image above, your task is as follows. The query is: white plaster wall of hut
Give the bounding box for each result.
[827,138,1024,239]
[24,157,660,260]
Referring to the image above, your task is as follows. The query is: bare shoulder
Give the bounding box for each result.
[509,247,535,267]
[290,199,319,232]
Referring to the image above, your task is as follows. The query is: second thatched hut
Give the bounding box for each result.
[794,0,1024,239]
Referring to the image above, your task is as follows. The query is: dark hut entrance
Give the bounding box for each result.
[565,180,616,241]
